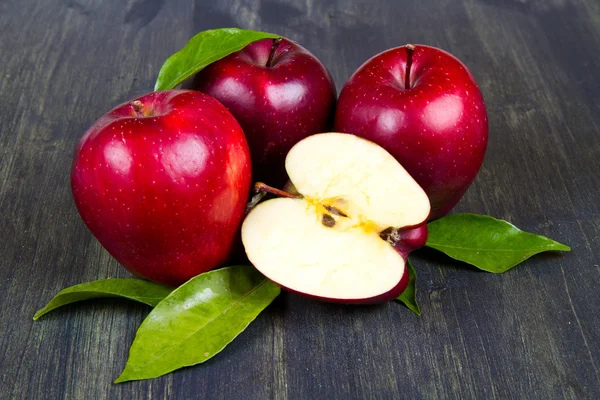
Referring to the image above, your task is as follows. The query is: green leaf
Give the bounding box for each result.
[426,213,570,273]
[115,266,280,383]
[33,279,172,320]
[396,259,420,315]
[154,28,280,91]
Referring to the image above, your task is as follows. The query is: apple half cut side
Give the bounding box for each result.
[242,133,431,304]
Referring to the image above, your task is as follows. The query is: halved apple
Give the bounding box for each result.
[242,133,431,304]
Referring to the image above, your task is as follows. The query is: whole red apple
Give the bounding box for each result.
[335,44,488,219]
[191,38,337,187]
[71,90,252,286]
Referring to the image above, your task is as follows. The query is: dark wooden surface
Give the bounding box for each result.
[1,0,599,398]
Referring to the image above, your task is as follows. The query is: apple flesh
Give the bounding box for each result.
[71,90,252,286]
[335,44,488,219]
[242,133,430,304]
[192,38,337,187]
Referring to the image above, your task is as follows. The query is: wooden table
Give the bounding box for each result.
[1,0,599,398]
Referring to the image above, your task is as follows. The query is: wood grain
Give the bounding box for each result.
[1,0,599,398]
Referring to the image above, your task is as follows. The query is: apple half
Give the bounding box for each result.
[242,133,431,304]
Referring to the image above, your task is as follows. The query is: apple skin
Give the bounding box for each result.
[71,90,252,287]
[335,45,488,219]
[191,38,337,187]
[394,225,428,259]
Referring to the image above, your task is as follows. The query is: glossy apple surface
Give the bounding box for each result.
[335,45,488,219]
[192,38,336,187]
[71,90,252,286]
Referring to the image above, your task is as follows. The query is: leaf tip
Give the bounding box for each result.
[114,372,129,384]
[558,244,571,252]
[409,303,422,316]
[395,298,421,316]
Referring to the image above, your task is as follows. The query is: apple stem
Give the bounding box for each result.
[254,182,301,199]
[131,100,145,117]
[379,227,399,245]
[245,191,267,214]
[405,44,415,89]
[266,38,283,68]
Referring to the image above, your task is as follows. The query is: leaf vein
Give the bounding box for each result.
[427,243,563,252]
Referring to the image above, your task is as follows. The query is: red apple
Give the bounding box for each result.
[335,44,488,219]
[191,38,337,187]
[71,90,252,286]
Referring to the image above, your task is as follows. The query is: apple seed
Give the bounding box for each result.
[323,205,348,218]
[321,214,336,228]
